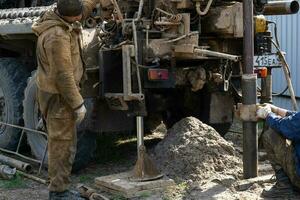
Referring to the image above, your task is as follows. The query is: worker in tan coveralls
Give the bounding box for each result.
[32,0,113,199]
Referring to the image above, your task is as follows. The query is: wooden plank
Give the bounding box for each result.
[234,174,275,191]
[94,172,175,198]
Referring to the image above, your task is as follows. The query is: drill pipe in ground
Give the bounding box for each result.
[242,0,258,179]
[0,154,32,173]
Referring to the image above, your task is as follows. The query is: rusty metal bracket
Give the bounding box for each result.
[235,103,258,122]
[104,45,144,102]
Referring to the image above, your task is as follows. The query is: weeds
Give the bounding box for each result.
[78,174,93,183]
[0,173,26,189]
[111,194,126,200]
[139,191,151,198]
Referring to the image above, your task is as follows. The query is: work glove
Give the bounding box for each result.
[263,103,278,114]
[256,104,272,119]
[74,104,87,124]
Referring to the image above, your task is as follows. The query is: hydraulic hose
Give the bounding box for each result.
[195,0,213,16]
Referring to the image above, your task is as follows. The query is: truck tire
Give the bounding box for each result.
[0,58,29,150]
[23,73,97,172]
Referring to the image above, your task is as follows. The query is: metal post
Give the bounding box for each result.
[242,0,258,179]
[136,116,144,150]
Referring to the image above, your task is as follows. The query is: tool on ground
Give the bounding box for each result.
[0,154,32,173]
[0,165,16,180]
[131,116,163,181]
[77,184,109,200]
[17,170,47,185]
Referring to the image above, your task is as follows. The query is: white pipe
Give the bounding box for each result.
[195,0,214,16]
[137,0,144,20]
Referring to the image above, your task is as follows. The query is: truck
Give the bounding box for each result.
[0,0,298,171]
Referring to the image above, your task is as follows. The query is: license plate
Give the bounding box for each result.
[254,54,281,67]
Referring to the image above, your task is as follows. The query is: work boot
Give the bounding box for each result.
[261,169,296,198]
[49,190,85,200]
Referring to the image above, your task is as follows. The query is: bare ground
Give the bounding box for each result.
[0,119,299,200]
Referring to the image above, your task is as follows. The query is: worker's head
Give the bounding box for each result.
[57,0,83,23]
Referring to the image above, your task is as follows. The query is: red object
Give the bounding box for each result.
[148,69,169,80]
[254,67,268,78]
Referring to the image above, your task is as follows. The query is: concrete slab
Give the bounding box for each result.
[94,171,175,198]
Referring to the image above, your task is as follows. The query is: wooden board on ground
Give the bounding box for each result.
[94,172,175,198]
[234,174,275,191]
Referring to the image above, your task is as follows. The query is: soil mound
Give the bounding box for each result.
[154,117,242,181]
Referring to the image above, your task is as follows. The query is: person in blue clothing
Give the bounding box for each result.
[256,104,300,197]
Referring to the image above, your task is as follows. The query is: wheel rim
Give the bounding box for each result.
[0,87,7,134]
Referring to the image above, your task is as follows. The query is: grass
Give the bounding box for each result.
[139,191,151,198]
[177,182,188,190]
[162,181,189,200]
[0,173,26,189]
[78,174,93,183]
[111,194,127,200]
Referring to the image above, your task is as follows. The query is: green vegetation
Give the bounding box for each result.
[139,191,151,198]
[78,174,93,183]
[111,194,127,200]
[177,182,188,190]
[0,173,26,189]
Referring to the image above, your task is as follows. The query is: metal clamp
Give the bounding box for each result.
[223,61,232,92]
[235,103,258,122]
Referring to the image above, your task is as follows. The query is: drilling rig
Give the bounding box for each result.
[0,0,298,174]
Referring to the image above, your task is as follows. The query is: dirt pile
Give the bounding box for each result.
[154,117,242,182]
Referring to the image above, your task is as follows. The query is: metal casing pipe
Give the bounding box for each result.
[242,75,258,179]
[263,0,299,15]
[0,154,32,173]
[243,0,258,179]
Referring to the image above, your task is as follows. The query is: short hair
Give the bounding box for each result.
[57,0,83,17]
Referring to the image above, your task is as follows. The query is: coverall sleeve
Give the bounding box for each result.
[266,112,300,142]
[44,32,84,110]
